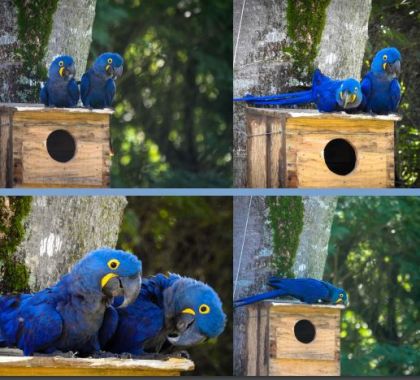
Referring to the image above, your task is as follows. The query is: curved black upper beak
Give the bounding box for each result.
[167,313,207,347]
[386,60,401,76]
[102,273,141,308]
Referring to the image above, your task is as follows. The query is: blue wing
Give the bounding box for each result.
[98,306,119,349]
[389,78,401,112]
[234,289,288,308]
[360,74,372,111]
[104,78,116,107]
[80,72,90,106]
[67,78,80,107]
[40,81,49,105]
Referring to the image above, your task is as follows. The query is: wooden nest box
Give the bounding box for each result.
[0,348,194,376]
[0,103,113,188]
[246,107,401,188]
[246,301,344,376]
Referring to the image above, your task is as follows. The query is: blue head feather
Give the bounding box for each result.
[71,248,142,294]
[48,55,76,80]
[323,281,349,305]
[167,276,226,341]
[371,47,401,77]
[92,52,124,79]
[335,78,363,109]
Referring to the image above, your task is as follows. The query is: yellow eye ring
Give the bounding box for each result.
[59,61,64,67]
[199,304,210,314]
[383,54,388,61]
[339,293,344,298]
[107,58,113,64]
[354,87,358,92]
[107,259,120,270]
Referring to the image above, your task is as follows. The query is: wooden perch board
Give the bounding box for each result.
[246,107,401,188]
[0,103,113,188]
[0,348,194,376]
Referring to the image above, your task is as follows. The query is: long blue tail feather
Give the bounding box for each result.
[234,90,312,103]
[234,289,287,308]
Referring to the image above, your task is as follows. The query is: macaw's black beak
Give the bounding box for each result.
[102,273,141,308]
[105,64,123,79]
[113,65,123,80]
[167,313,207,347]
[60,64,76,78]
[385,60,401,76]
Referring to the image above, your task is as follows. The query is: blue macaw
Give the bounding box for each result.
[234,278,348,307]
[40,55,79,107]
[234,69,363,112]
[99,273,226,356]
[359,47,401,114]
[0,248,142,356]
[80,52,124,109]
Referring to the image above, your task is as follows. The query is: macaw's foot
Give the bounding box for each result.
[89,350,121,359]
[169,350,190,360]
[34,350,78,358]
[133,352,171,361]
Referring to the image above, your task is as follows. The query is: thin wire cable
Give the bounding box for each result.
[233,195,252,299]
[233,0,246,66]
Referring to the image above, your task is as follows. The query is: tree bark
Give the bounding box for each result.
[233,196,273,376]
[44,0,96,80]
[233,195,337,375]
[0,0,96,103]
[233,0,372,186]
[292,196,337,279]
[15,196,127,291]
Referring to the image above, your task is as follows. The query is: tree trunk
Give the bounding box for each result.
[0,0,96,103]
[233,195,337,375]
[1,196,127,293]
[233,0,372,187]
[292,197,338,279]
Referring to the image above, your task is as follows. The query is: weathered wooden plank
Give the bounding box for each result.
[270,358,340,376]
[267,117,282,188]
[0,113,12,187]
[0,103,114,115]
[0,356,193,376]
[246,113,267,187]
[246,106,401,121]
[246,305,258,376]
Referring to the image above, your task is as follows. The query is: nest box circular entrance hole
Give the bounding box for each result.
[294,319,316,344]
[324,138,356,175]
[46,130,76,163]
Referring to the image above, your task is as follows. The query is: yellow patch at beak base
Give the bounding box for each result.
[336,298,343,303]
[101,273,118,288]
[59,67,65,77]
[383,63,387,71]
[181,308,196,315]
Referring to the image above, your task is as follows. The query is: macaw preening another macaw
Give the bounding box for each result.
[359,47,401,114]
[81,52,124,109]
[40,55,79,108]
[234,69,363,112]
[0,248,142,356]
[99,273,226,356]
[234,278,348,308]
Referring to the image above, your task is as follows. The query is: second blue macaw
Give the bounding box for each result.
[234,278,348,307]
[40,55,79,107]
[359,47,401,114]
[234,69,363,112]
[80,52,124,109]
[0,248,142,356]
[99,273,226,355]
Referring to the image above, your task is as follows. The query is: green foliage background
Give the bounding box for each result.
[90,0,232,188]
[326,197,420,375]
[364,0,419,186]
[116,196,232,375]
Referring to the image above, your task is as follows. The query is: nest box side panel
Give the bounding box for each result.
[246,109,283,188]
[12,111,110,187]
[270,358,340,376]
[285,117,395,188]
[0,112,13,187]
[245,304,270,376]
